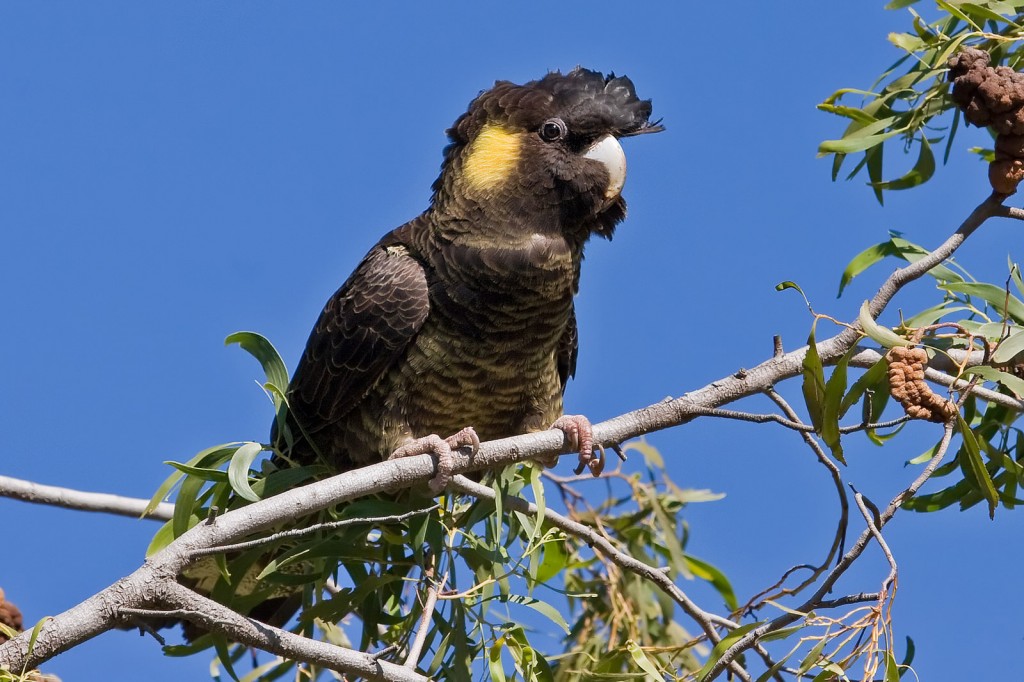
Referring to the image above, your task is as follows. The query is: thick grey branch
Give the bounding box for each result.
[155,582,427,682]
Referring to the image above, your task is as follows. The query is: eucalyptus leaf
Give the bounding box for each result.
[227,442,266,503]
[858,301,911,348]
[225,331,290,402]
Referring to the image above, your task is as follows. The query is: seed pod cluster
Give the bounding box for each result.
[0,588,23,644]
[948,48,1024,194]
[885,346,958,423]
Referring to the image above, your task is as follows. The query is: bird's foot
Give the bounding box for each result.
[551,414,604,476]
[389,427,480,493]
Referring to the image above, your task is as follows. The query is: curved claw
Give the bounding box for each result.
[389,427,479,493]
[552,414,599,477]
[446,426,480,455]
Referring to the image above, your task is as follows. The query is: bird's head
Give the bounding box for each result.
[432,68,662,243]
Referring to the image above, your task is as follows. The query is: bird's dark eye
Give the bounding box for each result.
[539,118,567,142]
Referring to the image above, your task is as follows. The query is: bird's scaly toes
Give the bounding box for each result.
[389,427,479,493]
[551,414,605,476]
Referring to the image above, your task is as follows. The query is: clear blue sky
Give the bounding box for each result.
[3,3,1021,680]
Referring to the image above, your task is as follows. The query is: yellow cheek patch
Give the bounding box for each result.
[462,124,521,194]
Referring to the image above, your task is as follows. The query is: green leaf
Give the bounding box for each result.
[798,637,828,674]
[936,0,980,28]
[840,356,889,419]
[866,143,885,205]
[165,461,230,482]
[528,463,546,546]
[900,636,916,678]
[965,365,1024,398]
[903,302,974,328]
[489,641,508,682]
[858,301,910,349]
[623,437,664,468]
[821,348,853,464]
[626,640,664,680]
[816,103,880,125]
[901,479,971,512]
[938,282,1024,323]
[1010,261,1024,300]
[870,135,935,191]
[173,467,210,538]
[146,520,177,557]
[25,616,52,666]
[959,2,1021,27]
[993,328,1024,363]
[504,626,554,682]
[884,650,901,682]
[684,554,737,611]
[225,331,290,400]
[644,488,688,577]
[145,443,242,516]
[818,116,902,154]
[958,416,998,519]
[838,241,900,297]
[776,280,806,297]
[802,324,827,432]
[885,0,923,9]
[227,442,265,503]
[888,32,925,52]
[534,534,567,585]
[697,622,763,681]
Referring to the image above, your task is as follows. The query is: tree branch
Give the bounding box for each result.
[153,583,428,682]
[703,421,956,680]
[446,476,757,681]
[0,475,173,521]
[0,194,1012,678]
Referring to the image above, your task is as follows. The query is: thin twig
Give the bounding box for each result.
[704,421,956,680]
[0,475,174,521]
[753,389,849,600]
[852,489,897,598]
[447,475,755,682]
[404,564,445,670]
[189,505,440,558]
[814,593,881,610]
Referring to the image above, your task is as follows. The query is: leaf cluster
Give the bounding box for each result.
[819,1,1024,202]
[802,238,1024,520]
[144,336,734,681]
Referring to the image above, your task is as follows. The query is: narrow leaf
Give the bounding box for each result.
[145,443,242,516]
[838,241,899,297]
[993,328,1024,363]
[840,356,889,418]
[626,640,664,680]
[802,324,827,432]
[966,365,1024,398]
[697,622,763,681]
[958,416,998,519]
[858,301,910,348]
[821,348,853,464]
[227,442,265,503]
[938,282,1024,323]
[684,555,738,610]
[870,135,935,191]
[225,331,290,399]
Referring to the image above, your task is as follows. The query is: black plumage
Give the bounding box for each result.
[276,67,661,484]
